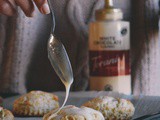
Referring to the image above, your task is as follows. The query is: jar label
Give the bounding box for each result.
[89,50,130,77]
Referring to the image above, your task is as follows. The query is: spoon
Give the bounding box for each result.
[45,0,74,119]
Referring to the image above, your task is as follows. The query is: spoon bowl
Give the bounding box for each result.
[48,34,73,84]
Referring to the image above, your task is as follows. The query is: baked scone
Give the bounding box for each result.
[13,91,59,116]
[43,105,105,120]
[83,96,135,120]
[0,107,14,120]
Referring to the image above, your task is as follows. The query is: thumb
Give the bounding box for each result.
[33,0,50,14]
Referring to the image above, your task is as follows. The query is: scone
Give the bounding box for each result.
[83,96,135,120]
[43,105,105,120]
[0,107,14,120]
[13,91,59,116]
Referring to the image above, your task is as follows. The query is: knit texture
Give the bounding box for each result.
[0,0,159,95]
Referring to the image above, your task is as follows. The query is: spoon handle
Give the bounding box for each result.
[47,0,56,33]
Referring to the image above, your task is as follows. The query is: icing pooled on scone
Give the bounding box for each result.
[43,105,105,120]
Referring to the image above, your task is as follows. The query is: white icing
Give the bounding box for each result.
[47,34,74,119]
[47,106,104,120]
[48,83,71,120]
[83,96,135,119]
[17,91,59,113]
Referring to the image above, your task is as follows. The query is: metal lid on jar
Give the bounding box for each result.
[96,0,123,21]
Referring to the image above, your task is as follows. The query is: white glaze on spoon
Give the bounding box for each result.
[46,0,73,119]
[47,34,73,120]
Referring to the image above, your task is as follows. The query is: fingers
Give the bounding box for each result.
[15,0,35,17]
[33,0,50,14]
[0,0,16,16]
[0,0,50,17]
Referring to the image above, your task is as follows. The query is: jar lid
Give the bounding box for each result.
[96,0,123,21]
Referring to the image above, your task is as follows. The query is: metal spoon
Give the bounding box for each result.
[45,0,74,119]
[47,0,73,89]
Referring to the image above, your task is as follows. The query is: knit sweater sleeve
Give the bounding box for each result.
[0,0,159,96]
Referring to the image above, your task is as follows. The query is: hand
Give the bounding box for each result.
[0,0,50,17]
